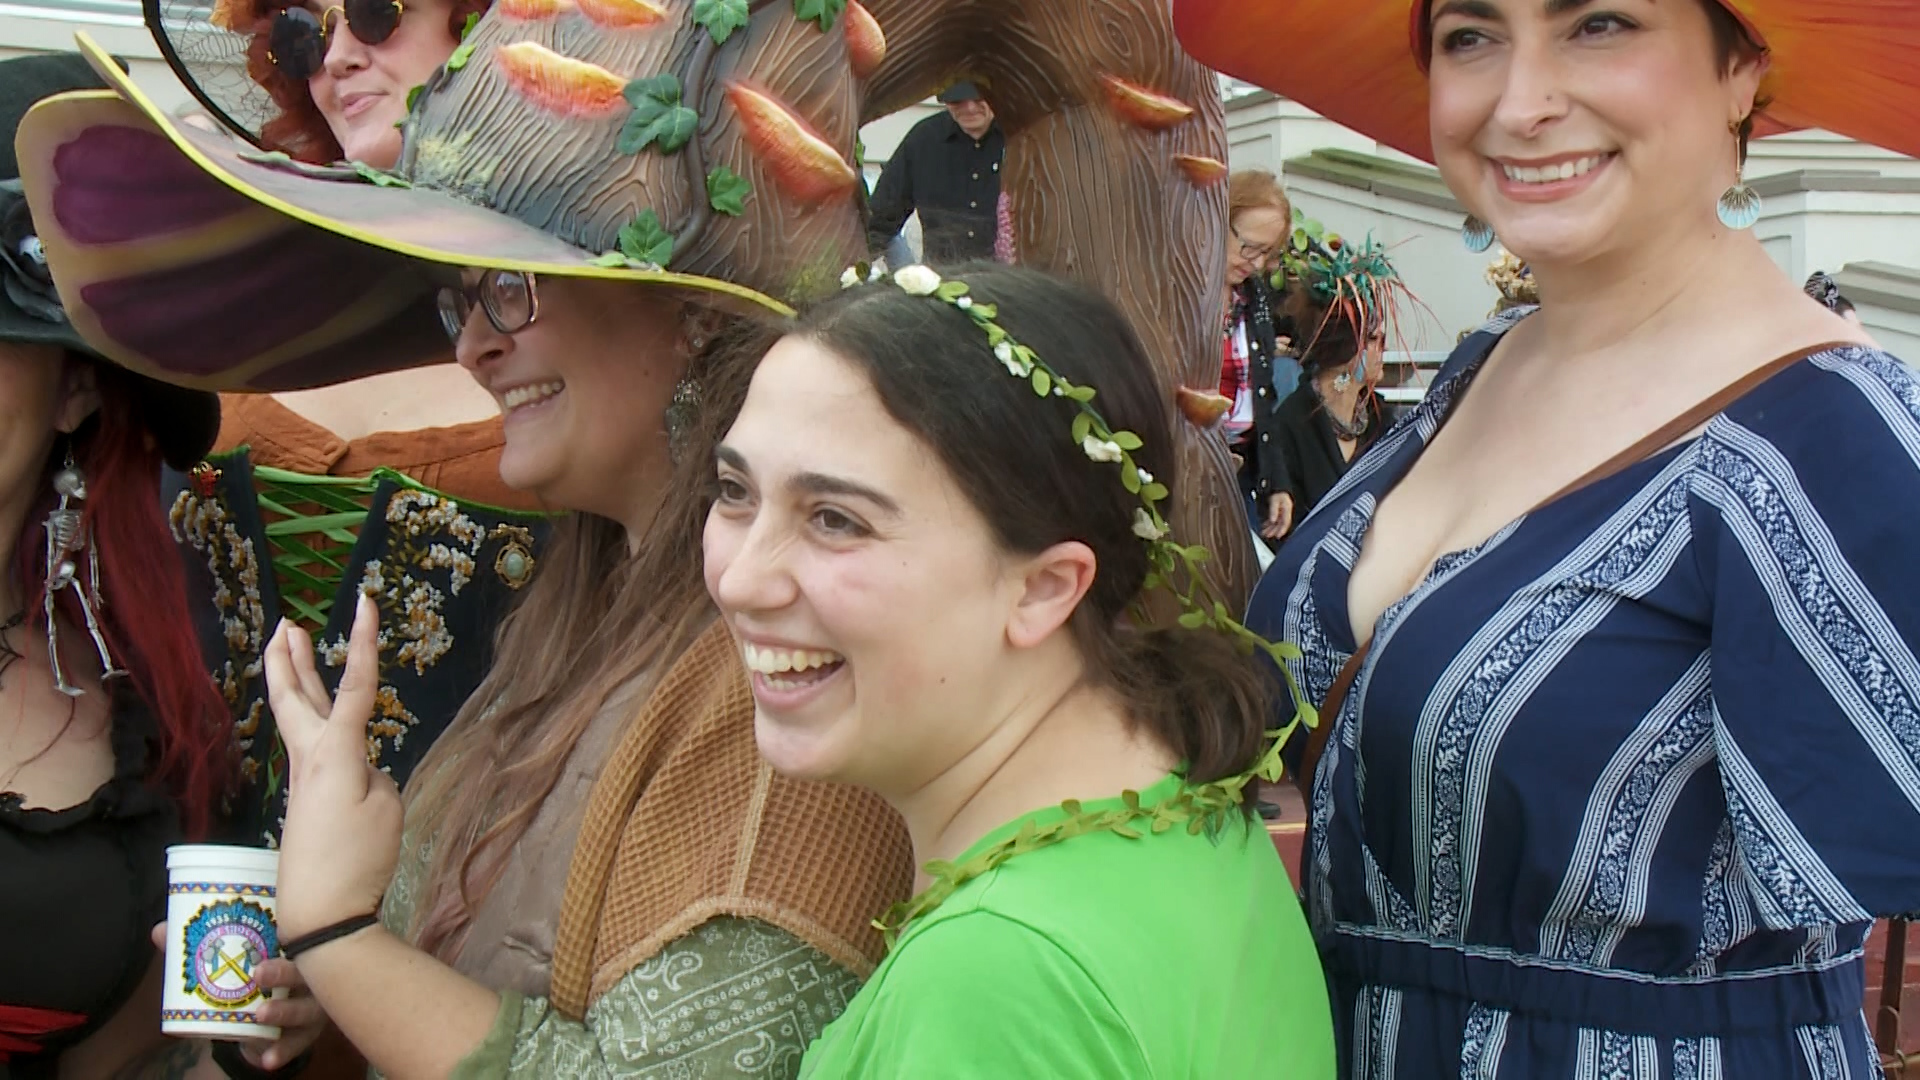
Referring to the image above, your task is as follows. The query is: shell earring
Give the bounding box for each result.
[1717,119,1762,230]
[1461,214,1495,254]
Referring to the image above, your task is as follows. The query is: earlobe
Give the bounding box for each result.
[54,362,102,435]
[1005,542,1098,650]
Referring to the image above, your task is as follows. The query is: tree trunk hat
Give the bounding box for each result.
[15,4,870,391]
[1,51,218,468]
[1173,0,1920,164]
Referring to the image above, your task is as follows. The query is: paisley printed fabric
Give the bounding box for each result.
[471,918,860,1078]
[1248,313,1920,1078]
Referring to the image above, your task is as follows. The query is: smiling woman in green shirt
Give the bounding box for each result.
[703,262,1336,1078]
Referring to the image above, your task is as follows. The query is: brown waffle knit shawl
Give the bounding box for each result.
[549,620,914,1016]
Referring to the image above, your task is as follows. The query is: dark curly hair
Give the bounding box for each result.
[241,0,489,162]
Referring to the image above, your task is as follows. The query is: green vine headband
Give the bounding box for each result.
[838,262,1316,790]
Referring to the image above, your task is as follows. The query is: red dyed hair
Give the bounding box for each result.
[241,0,491,162]
[12,361,233,838]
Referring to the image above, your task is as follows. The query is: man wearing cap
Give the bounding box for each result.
[866,80,1006,265]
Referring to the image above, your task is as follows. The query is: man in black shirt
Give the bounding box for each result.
[865,80,1006,265]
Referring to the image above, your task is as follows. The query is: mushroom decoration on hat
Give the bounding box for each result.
[32,0,1272,608]
[15,5,871,392]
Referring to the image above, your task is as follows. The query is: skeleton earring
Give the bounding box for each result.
[43,448,124,695]
[1717,118,1762,230]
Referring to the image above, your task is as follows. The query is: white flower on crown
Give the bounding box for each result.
[894,265,943,296]
[1137,468,1154,485]
[1131,509,1166,541]
[1082,436,1124,463]
[994,341,1023,376]
[956,296,973,310]
[840,266,861,289]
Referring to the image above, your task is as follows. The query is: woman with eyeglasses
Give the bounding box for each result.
[21,0,920,1071]
[1220,170,1301,547]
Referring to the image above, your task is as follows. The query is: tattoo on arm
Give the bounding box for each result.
[109,1040,207,1080]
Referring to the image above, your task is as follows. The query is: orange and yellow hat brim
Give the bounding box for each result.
[1174,0,1920,164]
[13,35,793,392]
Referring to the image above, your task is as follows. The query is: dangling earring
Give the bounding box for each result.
[1717,118,1762,230]
[665,375,702,466]
[42,448,124,695]
[1461,214,1495,254]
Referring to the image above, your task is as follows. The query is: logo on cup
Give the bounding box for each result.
[180,899,278,1009]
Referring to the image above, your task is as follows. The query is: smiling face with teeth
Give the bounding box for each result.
[703,335,1104,799]
[452,275,691,536]
[1426,0,1765,270]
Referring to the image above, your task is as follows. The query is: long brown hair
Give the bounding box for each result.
[403,299,775,961]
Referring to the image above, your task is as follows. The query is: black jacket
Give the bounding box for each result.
[1232,275,1301,502]
[1271,381,1387,530]
[865,112,1005,264]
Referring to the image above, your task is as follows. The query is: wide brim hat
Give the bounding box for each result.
[1173,0,1920,164]
[16,5,874,392]
[1,51,217,468]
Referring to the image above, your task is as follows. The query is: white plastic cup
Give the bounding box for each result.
[161,845,284,1040]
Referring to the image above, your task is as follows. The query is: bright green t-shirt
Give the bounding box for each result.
[799,772,1336,1078]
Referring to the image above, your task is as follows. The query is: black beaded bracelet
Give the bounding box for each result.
[280,912,380,960]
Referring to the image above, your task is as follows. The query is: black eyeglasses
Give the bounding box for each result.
[1230,225,1277,262]
[268,0,407,81]
[436,270,540,345]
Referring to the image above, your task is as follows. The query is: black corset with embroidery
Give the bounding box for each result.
[164,451,552,845]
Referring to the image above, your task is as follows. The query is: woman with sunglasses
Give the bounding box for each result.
[1181,0,1920,1075]
[151,0,544,860]
[1220,170,1300,548]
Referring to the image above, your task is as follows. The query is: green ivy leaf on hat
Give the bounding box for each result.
[350,162,411,188]
[705,166,751,216]
[445,14,483,71]
[616,209,674,268]
[792,0,845,31]
[693,0,750,44]
[619,75,700,155]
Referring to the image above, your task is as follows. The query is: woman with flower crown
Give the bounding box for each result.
[704,260,1336,1076]
[1179,0,1920,1075]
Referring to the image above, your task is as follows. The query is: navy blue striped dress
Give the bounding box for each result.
[1247,311,1920,1079]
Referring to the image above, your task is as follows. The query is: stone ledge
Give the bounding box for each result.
[1749,169,1920,197]
[1283,149,1462,213]
[1834,262,1920,317]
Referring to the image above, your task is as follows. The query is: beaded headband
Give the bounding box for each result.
[839,262,1315,790]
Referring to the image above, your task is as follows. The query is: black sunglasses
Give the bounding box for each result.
[268,0,407,81]
[436,270,540,345]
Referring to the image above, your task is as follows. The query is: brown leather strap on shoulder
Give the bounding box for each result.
[1291,340,1847,796]
[1296,645,1367,796]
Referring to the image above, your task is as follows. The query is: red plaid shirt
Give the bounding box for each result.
[1220,299,1253,441]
